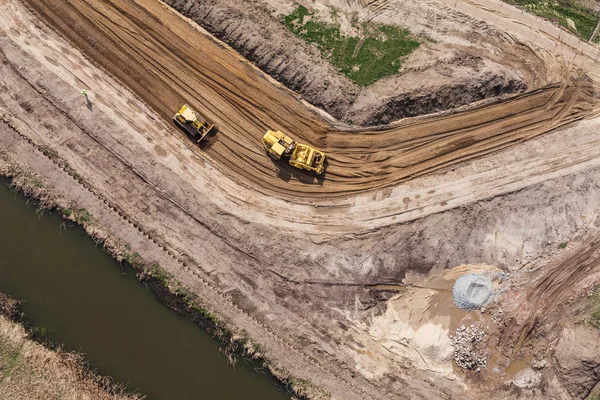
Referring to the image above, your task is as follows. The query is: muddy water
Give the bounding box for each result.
[0,180,289,400]
[505,355,534,376]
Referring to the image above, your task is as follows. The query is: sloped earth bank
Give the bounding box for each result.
[3,0,600,399]
[165,0,552,125]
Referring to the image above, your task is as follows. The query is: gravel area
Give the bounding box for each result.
[451,324,488,371]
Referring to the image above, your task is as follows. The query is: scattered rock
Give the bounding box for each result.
[512,367,542,388]
[451,324,488,371]
[530,359,547,370]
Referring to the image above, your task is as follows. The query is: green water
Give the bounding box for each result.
[0,179,289,400]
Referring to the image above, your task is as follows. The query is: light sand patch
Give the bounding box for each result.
[368,288,454,374]
[362,264,500,376]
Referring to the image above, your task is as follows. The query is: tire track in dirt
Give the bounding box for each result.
[6,2,600,397]
[21,0,599,201]
[495,226,600,358]
[0,93,380,400]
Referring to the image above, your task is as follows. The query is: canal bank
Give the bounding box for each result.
[0,291,141,400]
[0,178,290,399]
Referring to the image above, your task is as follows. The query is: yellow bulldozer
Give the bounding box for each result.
[173,104,216,143]
[262,130,326,175]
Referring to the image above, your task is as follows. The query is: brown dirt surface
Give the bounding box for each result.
[19,0,599,201]
[165,0,536,125]
[2,0,600,399]
[554,325,600,398]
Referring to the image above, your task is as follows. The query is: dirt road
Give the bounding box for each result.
[3,0,600,398]
[22,0,598,200]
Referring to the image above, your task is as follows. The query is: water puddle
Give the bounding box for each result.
[505,355,534,377]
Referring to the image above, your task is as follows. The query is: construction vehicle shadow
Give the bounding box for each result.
[197,130,218,151]
[172,123,218,150]
[271,157,326,186]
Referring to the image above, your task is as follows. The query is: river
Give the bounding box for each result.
[0,179,289,399]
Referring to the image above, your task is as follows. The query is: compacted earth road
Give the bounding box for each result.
[2,0,600,398]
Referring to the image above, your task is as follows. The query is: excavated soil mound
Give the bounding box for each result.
[165,0,535,126]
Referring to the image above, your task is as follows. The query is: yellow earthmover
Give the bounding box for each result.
[262,130,326,175]
[173,104,216,143]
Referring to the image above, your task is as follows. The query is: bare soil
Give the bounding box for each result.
[1,0,600,399]
[15,0,599,201]
[165,0,553,125]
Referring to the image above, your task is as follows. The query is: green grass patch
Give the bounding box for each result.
[61,207,93,225]
[589,386,600,400]
[23,176,44,189]
[588,283,600,330]
[504,0,599,40]
[558,241,568,249]
[283,5,420,86]
[591,309,600,329]
[73,208,93,225]
[173,286,221,326]
[0,342,23,381]
[148,263,171,286]
[121,244,141,267]
[284,376,331,399]
[39,145,58,159]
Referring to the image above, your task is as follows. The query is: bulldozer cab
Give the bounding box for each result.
[177,105,196,124]
[173,104,215,143]
[263,130,295,160]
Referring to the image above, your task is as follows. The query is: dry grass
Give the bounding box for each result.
[0,149,54,210]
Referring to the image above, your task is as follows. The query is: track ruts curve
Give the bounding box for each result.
[23,0,598,200]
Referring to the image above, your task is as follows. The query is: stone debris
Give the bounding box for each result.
[496,271,510,281]
[530,359,547,370]
[452,273,495,311]
[450,324,488,372]
[491,309,504,325]
[512,367,542,388]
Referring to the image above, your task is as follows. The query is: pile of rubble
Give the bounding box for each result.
[451,324,488,372]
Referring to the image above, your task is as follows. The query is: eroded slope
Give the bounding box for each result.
[166,0,556,125]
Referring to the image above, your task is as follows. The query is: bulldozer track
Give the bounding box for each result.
[0,117,378,399]
[4,1,600,397]
[21,0,598,202]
